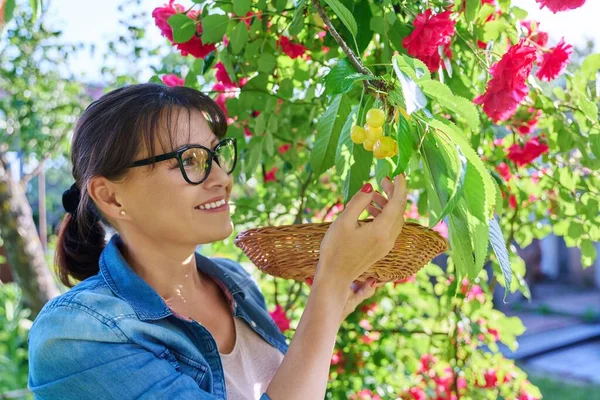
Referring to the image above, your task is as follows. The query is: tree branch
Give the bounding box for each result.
[312,0,387,92]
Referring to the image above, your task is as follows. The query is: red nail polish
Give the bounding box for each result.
[370,280,377,287]
[305,277,313,286]
[361,183,373,193]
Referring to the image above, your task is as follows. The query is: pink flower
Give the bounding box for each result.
[488,328,500,341]
[152,2,216,59]
[268,304,291,332]
[265,166,278,182]
[535,0,586,14]
[518,388,540,400]
[474,40,537,122]
[331,349,344,365]
[509,194,518,209]
[418,353,438,373]
[467,284,485,303]
[433,220,448,239]
[244,126,253,138]
[152,1,185,42]
[360,331,381,344]
[359,319,373,330]
[350,389,381,400]
[215,62,234,87]
[277,144,291,154]
[511,107,542,135]
[496,162,512,182]
[212,82,236,119]
[404,202,420,220]
[408,387,427,400]
[402,9,456,72]
[520,21,549,47]
[478,368,498,388]
[161,74,185,87]
[507,137,549,166]
[536,38,573,81]
[277,36,307,59]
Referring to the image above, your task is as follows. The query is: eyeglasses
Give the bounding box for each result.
[128,137,237,185]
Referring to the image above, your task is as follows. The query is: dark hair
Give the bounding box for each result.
[55,83,227,288]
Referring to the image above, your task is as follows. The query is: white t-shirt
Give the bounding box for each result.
[219,316,285,399]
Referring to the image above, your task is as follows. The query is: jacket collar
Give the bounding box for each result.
[99,233,246,321]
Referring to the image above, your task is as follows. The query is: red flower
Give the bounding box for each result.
[360,331,381,344]
[418,353,438,373]
[407,387,427,400]
[535,0,586,13]
[161,74,184,87]
[360,301,378,314]
[476,368,498,388]
[518,388,540,400]
[152,0,184,42]
[520,21,549,47]
[212,82,236,119]
[507,137,549,166]
[277,36,308,59]
[511,107,542,135]
[265,166,278,182]
[402,9,456,72]
[509,194,518,209]
[536,38,573,81]
[277,144,291,154]
[474,40,537,122]
[215,61,234,87]
[331,349,344,366]
[268,304,291,332]
[496,162,512,181]
[350,389,382,400]
[152,2,215,59]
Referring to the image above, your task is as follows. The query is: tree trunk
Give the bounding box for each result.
[0,151,60,318]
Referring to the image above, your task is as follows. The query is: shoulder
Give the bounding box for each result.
[29,276,134,345]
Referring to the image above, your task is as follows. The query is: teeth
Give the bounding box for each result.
[197,199,226,210]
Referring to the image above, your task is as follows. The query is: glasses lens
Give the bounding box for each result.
[181,148,210,183]
[215,140,236,174]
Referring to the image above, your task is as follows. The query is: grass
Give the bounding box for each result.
[528,374,600,400]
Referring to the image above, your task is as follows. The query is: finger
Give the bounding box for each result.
[372,191,388,209]
[380,176,395,199]
[376,174,408,234]
[367,203,382,218]
[338,183,375,224]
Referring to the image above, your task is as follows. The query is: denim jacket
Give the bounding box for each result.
[28,233,289,399]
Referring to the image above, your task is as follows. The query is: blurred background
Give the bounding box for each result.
[1,0,600,399]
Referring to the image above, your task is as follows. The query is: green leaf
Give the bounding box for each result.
[310,94,352,178]
[590,130,600,159]
[254,113,266,135]
[489,216,512,300]
[579,94,598,123]
[343,138,373,203]
[335,106,358,176]
[258,53,277,73]
[4,0,15,24]
[448,202,477,279]
[168,14,197,44]
[230,21,248,55]
[465,0,480,22]
[375,158,393,189]
[392,56,428,115]
[324,59,370,95]
[276,0,287,12]
[581,53,600,81]
[323,0,358,37]
[581,239,597,268]
[483,20,507,42]
[265,130,275,157]
[289,0,307,36]
[233,0,251,15]
[245,137,263,177]
[392,54,431,81]
[201,14,229,44]
[393,114,416,175]
[430,143,467,228]
[419,80,481,132]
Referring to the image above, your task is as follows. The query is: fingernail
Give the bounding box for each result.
[385,176,392,182]
[361,183,373,193]
[370,280,377,287]
[305,277,313,286]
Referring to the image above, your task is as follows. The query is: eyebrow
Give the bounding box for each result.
[177,138,220,150]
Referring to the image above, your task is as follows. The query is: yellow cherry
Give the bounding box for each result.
[350,125,366,144]
[373,136,397,159]
[363,139,375,151]
[365,124,383,142]
[366,108,386,128]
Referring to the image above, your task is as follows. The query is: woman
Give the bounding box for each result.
[27,83,408,400]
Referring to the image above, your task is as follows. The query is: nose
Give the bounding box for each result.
[203,156,232,185]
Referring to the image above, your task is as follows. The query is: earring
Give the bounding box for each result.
[120,210,126,215]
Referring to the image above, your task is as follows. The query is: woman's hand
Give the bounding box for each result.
[305,181,394,323]
[315,174,407,288]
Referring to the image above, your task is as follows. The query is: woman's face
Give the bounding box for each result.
[115,108,234,246]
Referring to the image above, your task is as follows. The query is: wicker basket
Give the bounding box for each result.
[234,218,449,283]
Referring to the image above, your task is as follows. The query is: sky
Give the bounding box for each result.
[41,0,600,84]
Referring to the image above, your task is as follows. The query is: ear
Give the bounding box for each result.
[87,176,126,220]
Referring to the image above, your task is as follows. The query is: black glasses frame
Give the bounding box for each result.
[128,137,237,185]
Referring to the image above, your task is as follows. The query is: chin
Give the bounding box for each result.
[201,221,234,244]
